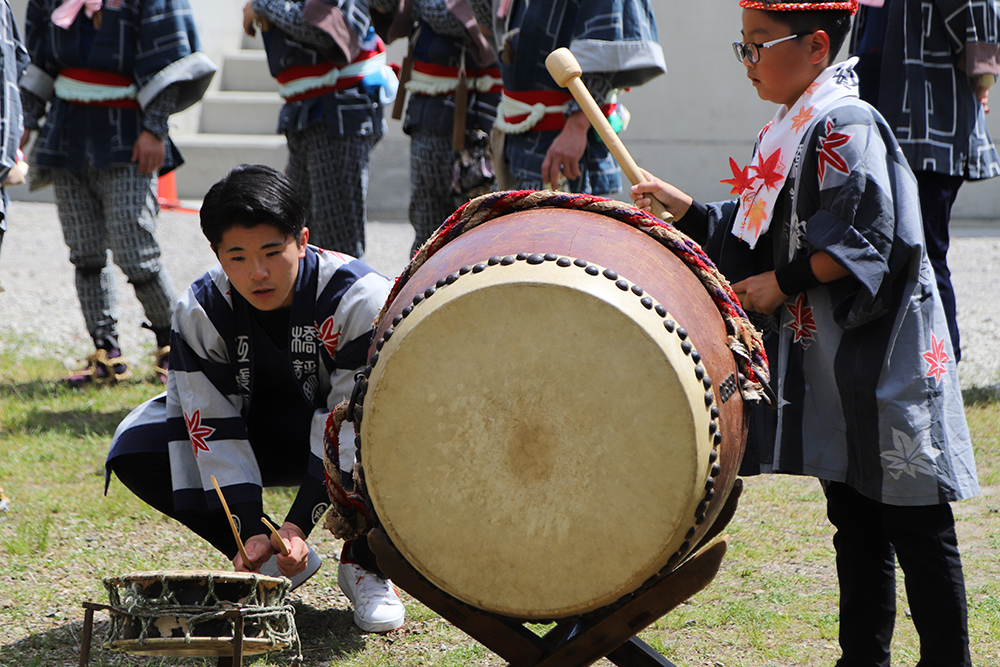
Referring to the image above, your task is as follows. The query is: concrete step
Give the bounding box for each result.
[199,91,283,134]
[172,133,288,200]
[8,132,413,219]
[242,30,265,51]
[220,50,277,93]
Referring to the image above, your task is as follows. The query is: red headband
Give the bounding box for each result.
[739,0,859,13]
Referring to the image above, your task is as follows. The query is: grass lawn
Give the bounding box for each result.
[1,339,998,667]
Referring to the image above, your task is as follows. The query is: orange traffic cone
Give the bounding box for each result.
[157,171,197,213]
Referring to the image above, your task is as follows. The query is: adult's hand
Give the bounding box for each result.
[974,77,991,114]
[540,111,589,189]
[242,1,259,37]
[131,130,165,175]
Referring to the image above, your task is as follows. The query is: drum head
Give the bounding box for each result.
[362,259,714,619]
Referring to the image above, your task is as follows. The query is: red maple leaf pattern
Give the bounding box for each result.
[720,157,756,195]
[784,294,817,347]
[744,197,768,238]
[790,105,815,133]
[753,149,784,191]
[185,410,216,457]
[817,119,851,182]
[922,333,950,386]
[317,316,342,357]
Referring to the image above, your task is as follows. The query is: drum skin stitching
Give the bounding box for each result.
[343,254,723,620]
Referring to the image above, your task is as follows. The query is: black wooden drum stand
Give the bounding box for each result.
[370,480,743,667]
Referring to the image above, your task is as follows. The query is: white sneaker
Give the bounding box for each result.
[260,544,322,591]
[337,560,405,632]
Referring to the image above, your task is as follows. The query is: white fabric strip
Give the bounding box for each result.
[278,51,387,100]
[492,93,569,134]
[53,75,137,103]
[405,69,503,96]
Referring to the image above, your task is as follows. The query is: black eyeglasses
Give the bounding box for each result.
[732,32,810,64]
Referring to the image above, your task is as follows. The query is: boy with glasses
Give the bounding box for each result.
[631,1,978,665]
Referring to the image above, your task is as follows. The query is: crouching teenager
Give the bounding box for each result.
[107,164,405,633]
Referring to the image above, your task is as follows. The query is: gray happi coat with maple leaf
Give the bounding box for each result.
[680,96,978,507]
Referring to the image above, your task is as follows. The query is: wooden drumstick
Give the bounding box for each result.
[210,475,253,569]
[261,516,291,557]
[545,47,672,222]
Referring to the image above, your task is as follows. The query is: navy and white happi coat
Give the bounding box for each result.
[851,0,1000,179]
[690,76,978,507]
[20,0,216,174]
[0,0,28,238]
[371,0,500,136]
[255,0,389,138]
[469,0,665,193]
[108,247,391,512]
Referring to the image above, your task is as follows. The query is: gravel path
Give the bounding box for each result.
[0,201,997,389]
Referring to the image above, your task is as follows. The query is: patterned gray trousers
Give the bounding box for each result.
[408,127,460,255]
[285,123,380,258]
[53,164,177,349]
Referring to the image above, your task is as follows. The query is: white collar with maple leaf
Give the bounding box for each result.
[725,57,860,249]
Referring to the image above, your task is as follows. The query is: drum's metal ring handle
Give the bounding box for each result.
[346,371,366,423]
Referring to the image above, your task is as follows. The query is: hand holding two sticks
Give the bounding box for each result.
[211,475,311,577]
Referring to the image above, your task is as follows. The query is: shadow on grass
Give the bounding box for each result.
[0,606,366,666]
[20,407,135,439]
[293,601,367,661]
[0,377,65,403]
[964,384,1000,407]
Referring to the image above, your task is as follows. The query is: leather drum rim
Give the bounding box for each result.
[361,256,716,619]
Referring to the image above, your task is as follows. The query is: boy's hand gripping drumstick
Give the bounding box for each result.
[210,475,253,569]
[261,516,291,556]
[545,47,672,222]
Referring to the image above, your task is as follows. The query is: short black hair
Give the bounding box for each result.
[200,164,306,249]
[764,2,853,62]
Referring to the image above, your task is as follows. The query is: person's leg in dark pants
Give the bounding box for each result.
[885,502,971,667]
[826,482,895,667]
[914,171,965,362]
[109,451,239,559]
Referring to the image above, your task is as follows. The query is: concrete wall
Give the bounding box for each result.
[7,0,1000,219]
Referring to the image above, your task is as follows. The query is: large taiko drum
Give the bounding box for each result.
[350,192,768,621]
[102,570,296,657]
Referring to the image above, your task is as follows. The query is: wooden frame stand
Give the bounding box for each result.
[369,480,743,667]
[77,602,248,667]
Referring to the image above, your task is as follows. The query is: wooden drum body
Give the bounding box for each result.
[102,570,295,657]
[352,195,765,621]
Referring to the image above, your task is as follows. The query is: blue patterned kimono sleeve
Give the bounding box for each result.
[0,2,27,182]
[134,0,216,111]
[567,0,666,88]
[20,1,56,103]
[798,105,913,330]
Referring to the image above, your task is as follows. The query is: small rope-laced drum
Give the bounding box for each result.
[326,191,770,620]
[102,570,299,657]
